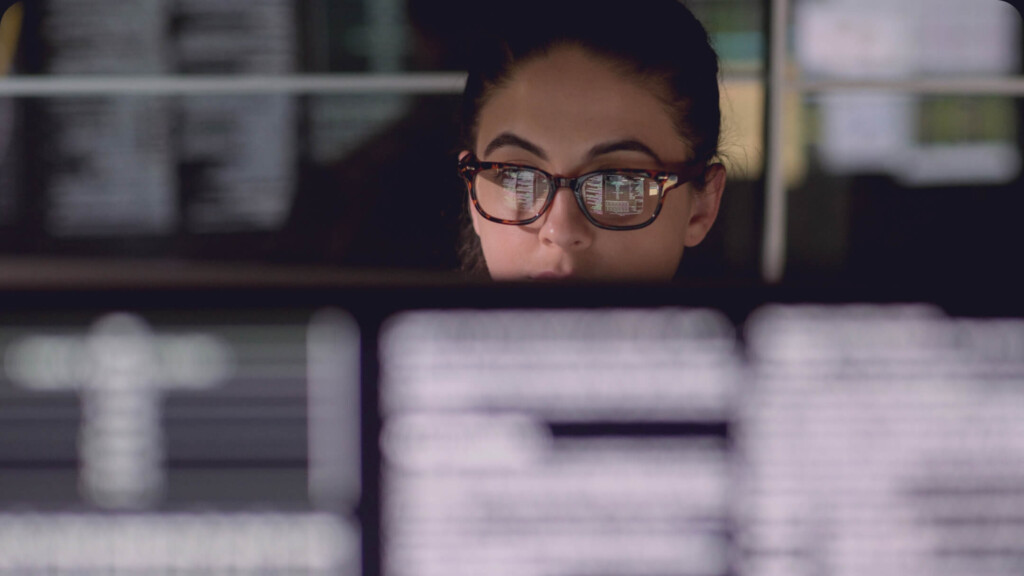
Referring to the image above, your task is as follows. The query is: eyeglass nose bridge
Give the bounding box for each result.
[550,176,580,191]
[543,176,589,218]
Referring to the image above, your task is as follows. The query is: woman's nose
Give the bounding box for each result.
[538,186,594,251]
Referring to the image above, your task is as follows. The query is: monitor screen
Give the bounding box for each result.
[0,285,1022,576]
[0,305,360,575]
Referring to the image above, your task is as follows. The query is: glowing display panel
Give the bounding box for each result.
[741,305,1024,576]
[380,309,741,576]
[0,310,360,576]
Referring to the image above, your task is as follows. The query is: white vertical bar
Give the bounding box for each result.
[762,0,791,283]
[308,309,361,510]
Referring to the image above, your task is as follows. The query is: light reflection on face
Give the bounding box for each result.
[466,45,725,281]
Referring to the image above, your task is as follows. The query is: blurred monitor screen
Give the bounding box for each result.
[1,286,1023,575]
[0,306,361,575]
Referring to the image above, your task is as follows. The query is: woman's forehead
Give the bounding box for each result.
[475,46,691,164]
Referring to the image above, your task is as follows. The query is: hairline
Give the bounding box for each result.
[468,43,695,151]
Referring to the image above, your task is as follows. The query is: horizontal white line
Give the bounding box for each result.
[0,73,469,95]
[3,73,1021,97]
[0,72,773,97]
[796,77,1024,95]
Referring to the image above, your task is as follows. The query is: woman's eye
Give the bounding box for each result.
[500,170,536,191]
[495,170,540,211]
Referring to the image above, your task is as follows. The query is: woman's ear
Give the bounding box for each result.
[683,163,726,248]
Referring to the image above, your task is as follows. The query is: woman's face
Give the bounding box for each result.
[466,45,724,281]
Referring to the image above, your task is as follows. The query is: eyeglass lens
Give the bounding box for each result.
[475,167,660,227]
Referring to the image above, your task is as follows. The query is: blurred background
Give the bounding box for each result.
[0,0,1020,286]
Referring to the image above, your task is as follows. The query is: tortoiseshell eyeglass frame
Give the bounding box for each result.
[457,153,704,231]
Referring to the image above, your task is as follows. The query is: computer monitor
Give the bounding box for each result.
[1,283,1022,576]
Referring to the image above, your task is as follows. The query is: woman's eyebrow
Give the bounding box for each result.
[586,140,663,164]
[483,132,548,160]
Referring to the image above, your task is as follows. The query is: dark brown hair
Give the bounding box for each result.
[458,0,722,274]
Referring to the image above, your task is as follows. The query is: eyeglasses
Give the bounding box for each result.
[457,154,700,231]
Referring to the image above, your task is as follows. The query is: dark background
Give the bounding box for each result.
[0,0,1021,289]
